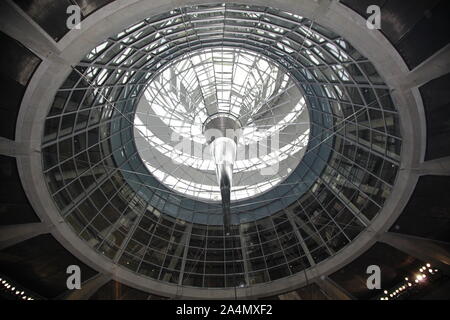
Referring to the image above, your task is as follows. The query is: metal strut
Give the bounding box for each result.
[204,114,240,235]
[217,162,232,235]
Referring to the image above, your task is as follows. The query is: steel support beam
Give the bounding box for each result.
[285,208,316,266]
[239,225,251,286]
[0,223,51,250]
[163,226,191,282]
[113,207,146,263]
[58,273,112,300]
[0,137,31,157]
[178,223,193,286]
[315,276,354,300]
[410,157,450,176]
[0,0,61,60]
[378,232,450,274]
[397,43,450,89]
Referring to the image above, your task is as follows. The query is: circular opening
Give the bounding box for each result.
[40,2,402,292]
[134,47,310,202]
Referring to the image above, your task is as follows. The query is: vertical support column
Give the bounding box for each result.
[284,208,315,267]
[163,225,191,282]
[113,204,146,263]
[278,291,302,300]
[178,223,193,286]
[239,225,251,286]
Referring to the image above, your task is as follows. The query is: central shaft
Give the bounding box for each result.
[203,114,241,235]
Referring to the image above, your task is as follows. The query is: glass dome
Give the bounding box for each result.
[41,3,402,291]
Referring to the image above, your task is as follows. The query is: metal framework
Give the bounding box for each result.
[40,3,402,290]
[134,47,309,203]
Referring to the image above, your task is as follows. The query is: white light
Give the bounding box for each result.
[408,283,412,286]
[426,263,431,268]
[404,277,408,281]
[429,269,433,273]
[384,290,388,294]
[135,47,311,203]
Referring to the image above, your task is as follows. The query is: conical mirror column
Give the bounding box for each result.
[210,137,236,235]
[203,115,241,235]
